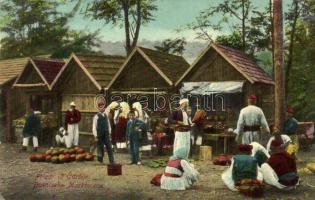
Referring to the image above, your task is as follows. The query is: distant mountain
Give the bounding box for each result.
[98,40,209,63]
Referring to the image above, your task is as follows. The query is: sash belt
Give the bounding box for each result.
[243,125,260,132]
[163,172,182,178]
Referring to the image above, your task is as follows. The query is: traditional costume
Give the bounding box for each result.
[132,102,150,147]
[22,111,41,151]
[126,117,146,164]
[260,140,299,190]
[168,98,191,159]
[222,144,263,192]
[234,95,270,144]
[65,102,81,146]
[55,127,73,148]
[266,134,292,153]
[92,104,114,163]
[283,108,299,155]
[105,101,120,145]
[160,148,199,190]
[250,142,270,167]
[113,102,129,148]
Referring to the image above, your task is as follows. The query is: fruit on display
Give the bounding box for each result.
[51,156,59,164]
[29,147,94,164]
[306,163,315,173]
[45,155,52,162]
[76,154,85,162]
[29,155,37,162]
[85,153,94,161]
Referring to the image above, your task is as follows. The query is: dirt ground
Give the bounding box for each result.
[0,143,315,200]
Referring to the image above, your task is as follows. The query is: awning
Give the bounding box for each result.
[180,81,244,95]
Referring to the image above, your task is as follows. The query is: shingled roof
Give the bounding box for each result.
[51,53,125,90]
[176,44,274,86]
[108,46,190,88]
[32,59,65,84]
[0,57,29,86]
[13,58,65,90]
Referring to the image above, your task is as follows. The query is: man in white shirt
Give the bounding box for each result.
[234,95,270,144]
[92,102,114,164]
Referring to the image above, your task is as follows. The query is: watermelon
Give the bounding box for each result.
[76,154,85,161]
[69,154,76,162]
[63,154,71,163]
[59,154,66,163]
[68,149,76,154]
[51,149,59,156]
[29,155,37,162]
[35,154,46,162]
[76,148,85,154]
[85,153,94,161]
[45,155,52,162]
[51,156,59,164]
[46,149,53,155]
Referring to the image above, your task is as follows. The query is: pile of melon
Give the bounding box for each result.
[29,147,94,164]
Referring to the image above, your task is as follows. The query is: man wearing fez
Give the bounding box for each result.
[92,102,114,164]
[65,102,81,147]
[234,95,270,144]
[260,139,299,189]
[168,98,191,159]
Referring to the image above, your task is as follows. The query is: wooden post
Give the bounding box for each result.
[5,89,13,142]
[273,0,286,130]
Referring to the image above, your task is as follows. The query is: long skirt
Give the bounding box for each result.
[173,131,190,159]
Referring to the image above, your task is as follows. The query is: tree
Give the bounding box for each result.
[215,31,243,50]
[85,0,157,55]
[185,0,272,54]
[154,38,187,55]
[0,0,98,59]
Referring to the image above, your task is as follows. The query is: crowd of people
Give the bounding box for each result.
[20,94,302,193]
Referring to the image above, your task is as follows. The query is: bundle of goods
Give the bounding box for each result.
[13,117,26,128]
[213,154,233,166]
[107,164,122,176]
[298,163,315,174]
[235,179,264,198]
[29,147,94,164]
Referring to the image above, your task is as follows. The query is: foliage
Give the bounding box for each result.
[154,38,187,55]
[85,0,157,54]
[0,0,98,59]
[185,0,272,55]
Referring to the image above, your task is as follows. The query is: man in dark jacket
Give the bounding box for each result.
[22,107,42,152]
[92,102,114,164]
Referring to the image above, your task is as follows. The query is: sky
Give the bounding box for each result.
[0,0,292,43]
[62,0,274,42]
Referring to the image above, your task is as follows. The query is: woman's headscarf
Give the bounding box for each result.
[132,102,144,120]
[105,101,119,115]
[170,148,188,160]
[119,102,130,118]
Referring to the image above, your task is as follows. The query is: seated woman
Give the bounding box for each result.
[260,139,299,190]
[222,144,263,192]
[160,148,199,190]
[266,125,293,156]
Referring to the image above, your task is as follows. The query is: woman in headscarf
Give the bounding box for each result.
[105,101,120,147]
[160,148,199,190]
[132,102,150,148]
[113,102,130,148]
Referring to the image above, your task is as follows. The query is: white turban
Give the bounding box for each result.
[179,98,189,105]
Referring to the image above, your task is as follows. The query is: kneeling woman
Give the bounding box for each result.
[160,148,199,190]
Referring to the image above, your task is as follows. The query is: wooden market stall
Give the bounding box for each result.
[12,58,65,144]
[51,53,125,145]
[0,58,29,142]
[107,46,190,116]
[176,44,275,154]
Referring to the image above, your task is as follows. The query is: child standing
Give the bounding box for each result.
[126,110,145,165]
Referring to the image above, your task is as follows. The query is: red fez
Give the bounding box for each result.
[248,95,257,100]
[287,107,294,114]
[271,139,283,148]
[238,144,253,152]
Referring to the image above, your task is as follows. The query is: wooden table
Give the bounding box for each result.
[203,133,236,155]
